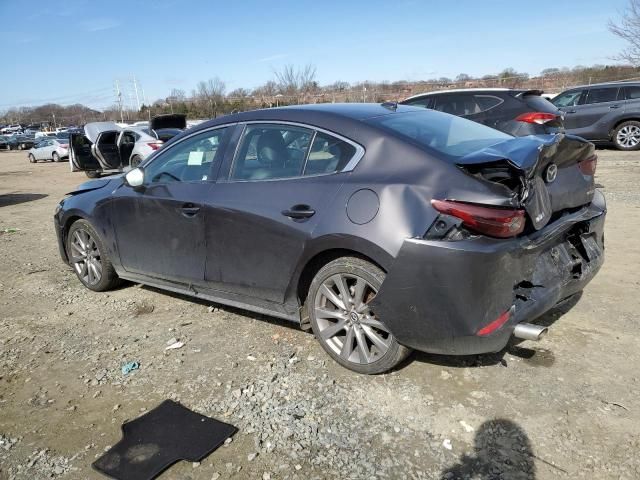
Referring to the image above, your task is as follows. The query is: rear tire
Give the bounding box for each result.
[52,152,60,162]
[613,120,640,151]
[66,219,120,292]
[307,256,411,374]
[130,155,143,168]
[28,154,36,163]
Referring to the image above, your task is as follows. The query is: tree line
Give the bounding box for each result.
[3,63,640,125]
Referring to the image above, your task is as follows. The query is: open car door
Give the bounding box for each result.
[92,130,122,169]
[69,131,101,172]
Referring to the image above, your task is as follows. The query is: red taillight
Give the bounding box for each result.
[477,309,511,336]
[59,144,68,149]
[147,142,163,150]
[431,199,526,238]
[578,155,597,176]
[515,112,559,125]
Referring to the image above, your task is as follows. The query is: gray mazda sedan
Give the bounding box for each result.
[54,103,605,373]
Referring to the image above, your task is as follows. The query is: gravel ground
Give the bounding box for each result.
[0,148,639,480]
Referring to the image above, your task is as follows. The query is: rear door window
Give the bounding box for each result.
[432,94,480,116]
[584,87,620,104]
[472,95,503,112]
[623,86,640,100]
[231,124,313,181]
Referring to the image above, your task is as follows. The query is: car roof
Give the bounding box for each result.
[403,88,518,101]
[192,103,426,131]
[561,80,640,91]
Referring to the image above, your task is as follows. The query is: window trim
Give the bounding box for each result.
[225,120,365,183]
[141,123,236,185]
[583,87,620,105]
[472,94,504,113]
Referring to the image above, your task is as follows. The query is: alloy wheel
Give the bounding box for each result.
[314,273,391,364]
[617,125,640,148]
[69,229,103,286]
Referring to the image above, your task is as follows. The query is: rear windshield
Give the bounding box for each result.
[368,111,511,159]
[521,94,559,113]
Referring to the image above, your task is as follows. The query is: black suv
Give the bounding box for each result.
[400,89,563,136]
[551,82,640,150]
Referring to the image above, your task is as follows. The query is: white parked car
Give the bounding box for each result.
[28,138,69,163]
[70,114,186,177]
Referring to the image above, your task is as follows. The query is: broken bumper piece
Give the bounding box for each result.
[370,191,606,355]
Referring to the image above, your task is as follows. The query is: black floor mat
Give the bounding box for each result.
[92,400,237,480]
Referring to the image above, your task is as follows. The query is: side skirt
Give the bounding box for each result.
[118,274,301,324]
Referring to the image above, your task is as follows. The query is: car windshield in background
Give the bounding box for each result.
[368,111,511,159]
[56,133,70,140]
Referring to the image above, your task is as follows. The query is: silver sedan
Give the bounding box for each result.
[28,138,69,163]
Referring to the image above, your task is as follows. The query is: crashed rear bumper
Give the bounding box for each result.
[371,191,606,355]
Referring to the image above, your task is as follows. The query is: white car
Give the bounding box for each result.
[28,138,69,163]
[70,114,186,177]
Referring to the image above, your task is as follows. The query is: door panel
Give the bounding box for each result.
[111,125,233,284]
[69,133,101,171]
[93,131,121,169]
[111,182,211,283]
[203,178,342,302]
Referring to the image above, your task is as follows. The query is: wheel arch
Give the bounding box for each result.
[60,213,88,258]
[610,117,640,138]
[286,236,394,328]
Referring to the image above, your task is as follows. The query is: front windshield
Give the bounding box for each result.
[368,111,511,160]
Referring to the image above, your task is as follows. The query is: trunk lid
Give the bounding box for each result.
[84,122,121,144]
[150,114,187,131]
[457,134,595,231]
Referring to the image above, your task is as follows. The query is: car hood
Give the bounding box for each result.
[84,122,121,143]
[66,175,122,196]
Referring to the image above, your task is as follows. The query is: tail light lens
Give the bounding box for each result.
[578,155,597,176]
[147,142,163,151]
[59,144,69,149]
[515,112,559,125]
[431,199,526,238]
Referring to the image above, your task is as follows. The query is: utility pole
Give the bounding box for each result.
[132,75,141,112]
[115,80,124,123]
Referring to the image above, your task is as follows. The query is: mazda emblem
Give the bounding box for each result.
[545,163,558,183]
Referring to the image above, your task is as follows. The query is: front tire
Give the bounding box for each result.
[85,171,101,178]
[307,257,411,374]
[613,121,640,151]
[52,152,60,162]
[66,219,119,292]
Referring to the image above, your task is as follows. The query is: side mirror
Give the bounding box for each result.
[124,167,145,188]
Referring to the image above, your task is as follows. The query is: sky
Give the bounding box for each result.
[0,0,630,111]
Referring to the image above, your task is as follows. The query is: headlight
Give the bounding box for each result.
[54,201,63,215]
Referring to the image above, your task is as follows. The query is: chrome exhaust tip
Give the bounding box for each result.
[513,323,548,341]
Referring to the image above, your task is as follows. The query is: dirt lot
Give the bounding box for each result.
[0,148,639,480]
